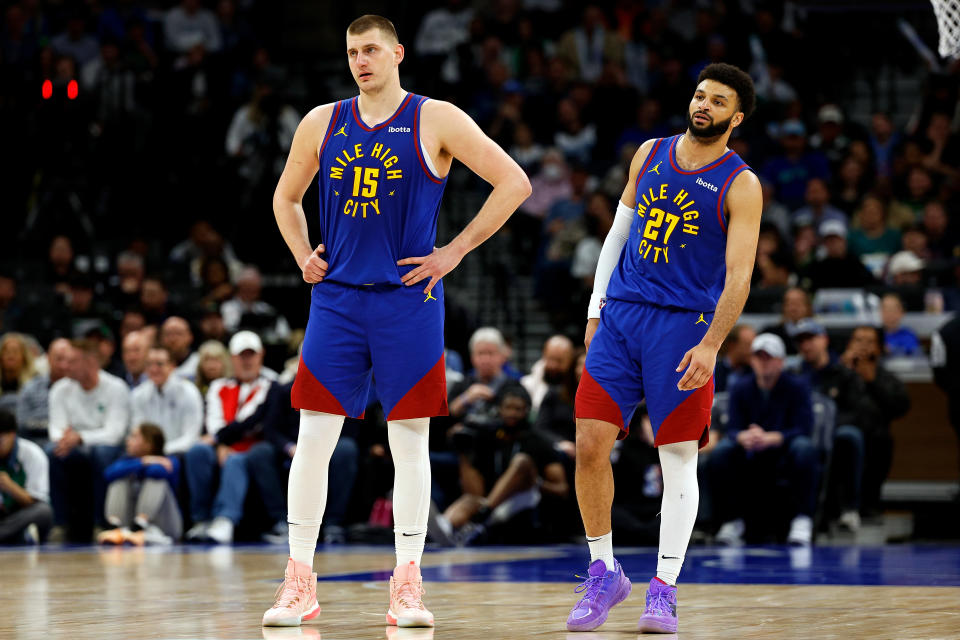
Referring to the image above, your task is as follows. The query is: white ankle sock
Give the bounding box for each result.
[389,418,431,566]
[656,441,699,586]
[287,410,345,567]
[587,531,615,571]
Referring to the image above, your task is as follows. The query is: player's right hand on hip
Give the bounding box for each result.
[300,244,328,283]
[584,318,600,352]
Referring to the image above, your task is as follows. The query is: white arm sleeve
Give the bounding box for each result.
[588,200,635,319]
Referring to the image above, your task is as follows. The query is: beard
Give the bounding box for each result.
[687,110,733,140]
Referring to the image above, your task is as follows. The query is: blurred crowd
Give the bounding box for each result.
[2,0,960,546]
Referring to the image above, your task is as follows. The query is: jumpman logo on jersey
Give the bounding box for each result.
[696,313,708,325]
[647,161,662,175]
[333,124,348,137]
[423,291,437,303]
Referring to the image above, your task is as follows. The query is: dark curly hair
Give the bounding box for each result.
[697,63,755,121]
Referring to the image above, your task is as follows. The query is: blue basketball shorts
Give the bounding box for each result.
[575,298,714,447]
[291,280,447,421]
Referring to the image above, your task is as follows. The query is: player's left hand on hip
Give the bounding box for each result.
[397,245,464,294]
[676,343,717,391]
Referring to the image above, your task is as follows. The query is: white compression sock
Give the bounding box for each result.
[587,531,615,571]
[287,410,345,567]
[388,418,431,567]
[656,440,700,585]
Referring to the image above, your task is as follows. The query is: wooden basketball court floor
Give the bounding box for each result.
[2,543,959,639]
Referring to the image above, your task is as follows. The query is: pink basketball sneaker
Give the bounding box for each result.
[262,558,321,627]
[386,561,435,628]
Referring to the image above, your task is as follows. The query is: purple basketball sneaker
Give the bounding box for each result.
[566,559,632,631]
[637,577,678,633]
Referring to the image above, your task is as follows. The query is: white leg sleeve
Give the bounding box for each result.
[388,417,431,567]
[287,410,345,566]
[656,440,699,585]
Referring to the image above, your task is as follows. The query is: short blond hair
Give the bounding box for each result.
[0,332,36,386]
[347,14,398,44]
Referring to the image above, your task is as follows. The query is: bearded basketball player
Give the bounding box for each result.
[566,63,761,634]
[263,14,530,629]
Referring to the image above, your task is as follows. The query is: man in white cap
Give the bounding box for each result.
[708,332,819,546]
[803,220,875,290]
[183,330,277,543]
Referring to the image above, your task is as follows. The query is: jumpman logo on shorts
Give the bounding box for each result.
[424,291,437,303]
[696,313,708,325]
[333,125,348,137]
[648,161,662,175]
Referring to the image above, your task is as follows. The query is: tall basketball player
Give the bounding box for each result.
[566,63,761,633]
[263,15,530,628]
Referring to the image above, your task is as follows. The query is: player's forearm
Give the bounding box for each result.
[702,271,751,349]
[274,198,313,266]
[448,174,531,256]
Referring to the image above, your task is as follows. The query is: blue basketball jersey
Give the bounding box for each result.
[317,93,447,286]
[606,134,752,312]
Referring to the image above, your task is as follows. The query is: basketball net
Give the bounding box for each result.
[930,0,960,59]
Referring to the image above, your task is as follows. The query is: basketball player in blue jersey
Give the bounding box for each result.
[262,15,531,629]
[566,63,761,633]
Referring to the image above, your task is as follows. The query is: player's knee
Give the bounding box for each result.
[575,432,611,468]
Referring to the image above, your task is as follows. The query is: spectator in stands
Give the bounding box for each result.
[0,410,52,544]
[131,346,203,456]
[161,317,199,380]
[931,316,960,475]
[794,320,865,532]
[47,339,130,541]
[119,309,147,342]
[65,275,110,337]
[570,191,613,293]
[868,112,899,178]
[894,167,935,223]
[197,304,229,344]
[220,265,290,345]
[803,220,876,290]
[881,293,920,357]
[1,333,36,415]
[448,327,511,423]
[197,257,234,308]
[99,422,182,545]
[921,201,955,260]
[792,178,847,230]
[140,276,172,326]
[440,384,568,544]
[0,268,23,334]
[715,325,756,394]
[809,104,850,170]
[887,251,926,311]
[194,339,232,396]
[518,148,572,222]
[848,194,902,260]
[834,150,871,210]
[16,338,72,444]
[761,120,830,210]
[521,334,576,413]
[556,5,624,82]
[184,331,274,544]
[109,251,145,311]
[840,326,910,516]
[761,287,813,355]
[509,122,545,173]
[710,333,818,546]
[164,0,222,54]
[51,13,99,66]
[120,330,150,388]
[169,221,243,288]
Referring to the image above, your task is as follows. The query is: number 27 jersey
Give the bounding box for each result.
[606,134,752,312]
[317,93,447,287]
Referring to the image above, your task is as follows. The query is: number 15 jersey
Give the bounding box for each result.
[317,93,447,287]
[606,134,752,313]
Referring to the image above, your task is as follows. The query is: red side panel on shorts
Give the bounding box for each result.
[290,356,350,417]
[655,376,714,449]
[386,355,448,421]
[575,368,627,436]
